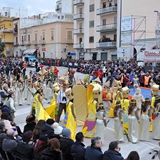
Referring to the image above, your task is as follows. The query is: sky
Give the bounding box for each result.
[0,0,57,15]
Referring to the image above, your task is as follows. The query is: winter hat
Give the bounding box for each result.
[46,119,55,125]
[62,128,71,137]
[52,122,63,134]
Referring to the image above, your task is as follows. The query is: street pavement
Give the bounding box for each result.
[14,66,160,160]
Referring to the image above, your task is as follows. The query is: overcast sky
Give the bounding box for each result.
[0,0,56,15]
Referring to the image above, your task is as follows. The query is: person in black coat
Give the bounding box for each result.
[16,131,34,160]
[41,138,63,160]
[71,132,85,160]
[103,141,124,160]
[60,128,74,160]
[23,114,36,133]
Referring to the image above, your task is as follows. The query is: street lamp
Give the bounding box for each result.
[154,10,160,48]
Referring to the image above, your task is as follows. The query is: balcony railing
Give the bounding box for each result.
[14,42,18,46]
[97,6,117,15]
[24,41,31,45]
[66,39,73,44]
[19,41,24,46]
[74,28,84,35]
[32,40,38,45]
[1,39,13,44]
[96,41,116,49]
[1,29,13,33]
[96,23,117,33]
[74,0,84,5]
[55,5,61,11]
[39,39,46,45]
[74,43,84,49]
[74,13,84,20]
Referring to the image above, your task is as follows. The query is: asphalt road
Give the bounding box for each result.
[14,66,160,160]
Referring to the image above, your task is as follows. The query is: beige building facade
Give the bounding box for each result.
[74,0,160,61]
[13,16,74,59]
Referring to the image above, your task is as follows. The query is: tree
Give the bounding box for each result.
[0,39,5,53]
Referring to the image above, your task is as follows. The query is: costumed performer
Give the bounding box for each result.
[128,99,140,143]
[17,78,24,106]
[62,88,76,140]
[139,98,150,141]
[32,81,50,120]
[95,103,107,143]
[82,84,97,138]
[151,84,159,108]
[45,83,60,119]
[114,101,124,142]
[152,96,160,140]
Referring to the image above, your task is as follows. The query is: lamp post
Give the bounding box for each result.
[154,10,160,48]
[119,0,122,47]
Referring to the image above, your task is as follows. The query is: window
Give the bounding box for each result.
[22,36,23,42]
[89,20,94,28]
[5,12,7,17]
[28,34,30,42]
[79,8,82,14]
[114,34,117,41]
[67,31,72,39]
[79,23,82,29]
[89,4,94,12]
[51,30,54,40]
[42,31,45,40]
[103,2,106,8]
[79,38,82,43]
[35,33,37,41]
[16,37,18,44]
[103,19,106,25]
[89,36,94,43]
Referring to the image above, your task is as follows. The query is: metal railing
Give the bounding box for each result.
[74,0,84,5]
[39,39,46,45]
[96,23,117,32]
[74,43,84,49]
[96,41,116,48]
[74,28,84,34]
[97,6,117,15]
[32,40,38,45]
[74,13,84,20]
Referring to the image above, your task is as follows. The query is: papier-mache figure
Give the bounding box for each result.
[151,84,159,108]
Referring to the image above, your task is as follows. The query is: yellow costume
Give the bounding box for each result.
[82,84,97,138]
[62,88,76,140]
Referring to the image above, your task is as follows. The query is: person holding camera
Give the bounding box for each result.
[56,82,69,123]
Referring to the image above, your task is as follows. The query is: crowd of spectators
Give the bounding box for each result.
[0,112,140,160]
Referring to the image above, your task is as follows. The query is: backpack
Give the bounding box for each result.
[33,139,47,155]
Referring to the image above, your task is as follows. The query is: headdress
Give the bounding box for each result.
[65,88,73,100]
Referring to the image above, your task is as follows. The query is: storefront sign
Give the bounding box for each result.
[144,59,160,62]
[144,51,160,56]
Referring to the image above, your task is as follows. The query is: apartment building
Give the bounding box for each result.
[13,14,74,58]
[74,0,160,61]
[0,17,14,57]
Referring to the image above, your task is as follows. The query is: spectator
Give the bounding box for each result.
[103,141,123,160]
[71,132,86,160]
[33,120,46,142]
[84,137,103,160]
[16,131,34,160]
[41,138,63,160]
[126,151,140,160]
[0,121,7,160]
[23,114,37,133]
[2,129,18,155]
[60,128,74,160]
[144,72,151,87]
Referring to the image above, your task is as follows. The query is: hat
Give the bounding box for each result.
[122,87,130,94]
[46,119,55,125]
[65,88,73,100]
[52,83,60,92]
[92,84,100,98]
[52,122,63,134]
[94,77,101,84]
[76,78,81,85]
[62,128,71,137]
[59,76,65,82]
[34,81,42,91]
[152,84,159,90]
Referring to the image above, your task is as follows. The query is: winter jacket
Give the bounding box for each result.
[84,146,103,160]
[59,137,74,160]
[71,141,85,160]
[103,150,124,160]
[41,148,63,160]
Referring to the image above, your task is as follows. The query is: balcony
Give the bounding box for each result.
[66,39,73,44]
[24,41,31,46]
[19,41,24,46]
[74,43,84,49]
[55,5,61,11]
[74,0,84,5]
[96,23,117,33]
[32,40,38,45]
[14,42,19,46]
[39,39,46,45]
[97,6,117,15]
[1,29,13,33]
[96,41,116,49]
[74,13,84,20]
[1,39,13,44]
[74,28,84,35]
[13,28,18,34]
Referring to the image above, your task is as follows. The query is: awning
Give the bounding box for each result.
[23,49,36,55]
